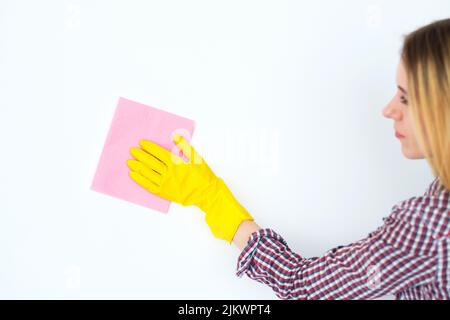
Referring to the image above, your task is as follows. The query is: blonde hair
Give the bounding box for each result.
[401,18,450,192]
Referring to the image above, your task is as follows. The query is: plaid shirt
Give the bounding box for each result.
[236,177,450,300]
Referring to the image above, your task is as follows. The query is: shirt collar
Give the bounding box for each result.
[425,176,447,196]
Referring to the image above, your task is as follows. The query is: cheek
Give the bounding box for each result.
[403,110,416,136]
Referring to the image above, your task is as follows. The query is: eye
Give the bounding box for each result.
[400,96,408,105]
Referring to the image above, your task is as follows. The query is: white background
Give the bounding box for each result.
[0,0,448,299]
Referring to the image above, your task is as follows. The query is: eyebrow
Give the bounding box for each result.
[397,85,408,94]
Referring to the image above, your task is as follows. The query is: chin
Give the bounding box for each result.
[401,147,425,159]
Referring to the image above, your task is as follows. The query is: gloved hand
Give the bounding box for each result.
[127,134,254,243]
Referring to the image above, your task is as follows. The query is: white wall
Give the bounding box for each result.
[0,0,447,299]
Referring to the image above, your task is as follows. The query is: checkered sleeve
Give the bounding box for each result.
[236,196,441,299]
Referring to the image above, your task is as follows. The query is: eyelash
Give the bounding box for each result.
[400,96,408,105]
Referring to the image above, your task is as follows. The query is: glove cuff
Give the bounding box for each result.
[200,178,254,244]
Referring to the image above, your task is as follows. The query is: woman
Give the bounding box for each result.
[126,18,450,300]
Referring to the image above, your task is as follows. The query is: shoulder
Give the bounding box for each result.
[384,179,450,255]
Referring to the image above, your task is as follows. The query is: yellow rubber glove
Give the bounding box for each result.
[126,134,253,244]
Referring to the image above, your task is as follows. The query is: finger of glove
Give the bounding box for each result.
[130,147,166,174]
[139,139,174,166]
[173,134,203,164]
[127,159,162,186]
[129,171,160,194]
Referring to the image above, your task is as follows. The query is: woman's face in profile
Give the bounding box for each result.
[382,60,425,159]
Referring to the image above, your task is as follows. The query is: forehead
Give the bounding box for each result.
[396,60,407,88]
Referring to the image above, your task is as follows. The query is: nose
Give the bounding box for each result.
[382,99,402,121]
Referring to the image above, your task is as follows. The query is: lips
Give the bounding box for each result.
[394,126,405,138]
[395,131,405,138]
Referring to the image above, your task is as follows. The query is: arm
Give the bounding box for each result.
[233,220,262,251]
[126,135,440,299]
[235,200,438,300]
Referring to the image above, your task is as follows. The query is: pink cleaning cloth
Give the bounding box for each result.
[91,97,196,213]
